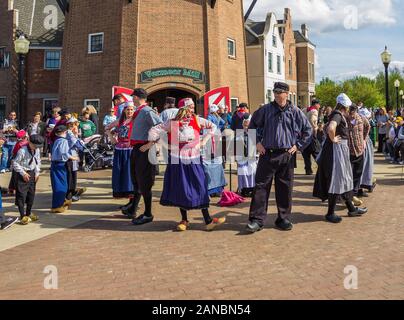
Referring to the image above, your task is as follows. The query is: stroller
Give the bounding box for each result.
[81,134,114,172]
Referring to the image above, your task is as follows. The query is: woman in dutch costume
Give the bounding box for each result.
[106,103,135,200]
[313,94,368,223]
[147,98,226,232]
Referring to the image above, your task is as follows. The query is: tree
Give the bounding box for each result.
[315,78,342,107]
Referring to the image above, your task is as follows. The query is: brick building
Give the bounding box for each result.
[245,8,316,109]
[0,0,64,125]
[59,0,249,117]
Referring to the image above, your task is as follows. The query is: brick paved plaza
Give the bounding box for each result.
[0,154,403,300]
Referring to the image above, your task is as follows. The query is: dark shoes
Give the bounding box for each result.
[356,190,369,198]
[245,221,263,233]
[132,214,154,226]
[275,218,293,231]
[348,207,368,217]
[326,214,342,224]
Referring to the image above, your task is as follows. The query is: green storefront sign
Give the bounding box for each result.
[139,67,205,83]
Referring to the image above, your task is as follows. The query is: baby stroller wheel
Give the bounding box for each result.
[83,165,92,173]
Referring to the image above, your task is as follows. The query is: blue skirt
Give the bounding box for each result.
[160,156,210,210]
[51,161,68,209]
[112,148,134,197]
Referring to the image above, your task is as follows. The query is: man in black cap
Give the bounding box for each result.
[302,99,322,175]
[246,82,312,233]
[12,134,44,225]
[124,88,162,225]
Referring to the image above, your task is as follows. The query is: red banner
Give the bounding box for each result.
[112,86,133,105]
[203,87,230,118]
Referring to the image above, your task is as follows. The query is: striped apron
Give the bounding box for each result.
[360,137,374,188]
[328,139,354,194]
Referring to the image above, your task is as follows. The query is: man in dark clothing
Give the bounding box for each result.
[246,82,312,233]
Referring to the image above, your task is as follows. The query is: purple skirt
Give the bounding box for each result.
[160,156,210,210]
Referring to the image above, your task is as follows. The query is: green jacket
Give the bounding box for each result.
[79,120,96,138]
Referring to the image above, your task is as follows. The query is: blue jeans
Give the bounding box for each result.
[4,142,16,169]
[0,146,9,171]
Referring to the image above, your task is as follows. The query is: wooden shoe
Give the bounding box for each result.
[51,206,65,213]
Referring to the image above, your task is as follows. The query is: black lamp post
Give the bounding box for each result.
[394,80,400,115]
[381,46,392,111]
[14,33,30,127]
[401,92,404,110]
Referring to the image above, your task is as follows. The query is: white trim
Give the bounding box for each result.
[296,42,316,50]
[88,32,104,54]
[43,49,61,70]
[230,97,239,111]
[30,46,63,50]
[227,38,236,58]
[84,99,101,112]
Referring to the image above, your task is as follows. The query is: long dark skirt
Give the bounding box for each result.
[51,161,68,209]
[160,156,210,210]
[313,139,353,201]
[112,148,134,198]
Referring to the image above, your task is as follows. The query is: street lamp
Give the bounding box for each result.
[14,33,30,126]
[394,79,400,115]
[381,46,392,111]
[399,89,404,110]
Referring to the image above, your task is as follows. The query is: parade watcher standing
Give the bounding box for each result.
[246,82,312,233]
[302,99,321,175]
[313,94,368,223]
[159,97,178,123]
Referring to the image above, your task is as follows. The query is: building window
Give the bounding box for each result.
[311,63,315,82]
[289,56,293,76]
[230,98,239,111]
[88,33,104,54]
[277,55,281,74]
[43,99,59,119]
[267,90,272,103]
[0,47,7,68]
[227,38,236,58]
[84,99,100,113]
[44,50,61,69]
[0,97,6,123]
[272,35,277,47]
[268,52,273,73]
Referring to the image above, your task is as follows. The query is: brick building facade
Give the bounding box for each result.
[245,8,316,109]
[0,0,63,125]
[59,0,249,117]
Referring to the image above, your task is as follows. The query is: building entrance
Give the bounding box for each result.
[148,88,198,113]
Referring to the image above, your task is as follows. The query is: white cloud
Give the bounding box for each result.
[244,0,397,34]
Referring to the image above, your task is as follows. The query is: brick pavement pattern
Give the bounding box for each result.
[0,155,403,300]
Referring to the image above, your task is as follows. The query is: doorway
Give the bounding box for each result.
[147,88,199,113]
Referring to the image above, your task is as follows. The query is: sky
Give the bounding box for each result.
[243,0,404,83]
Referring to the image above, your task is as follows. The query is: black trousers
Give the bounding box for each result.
[15,171,36,218]
[249,150,295,226]
[302,137,320,173]
[350,154,364,194]
[130,144,156,216]
[327,192,355,216]
[377,133,386,153]
[66,160,77,200]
